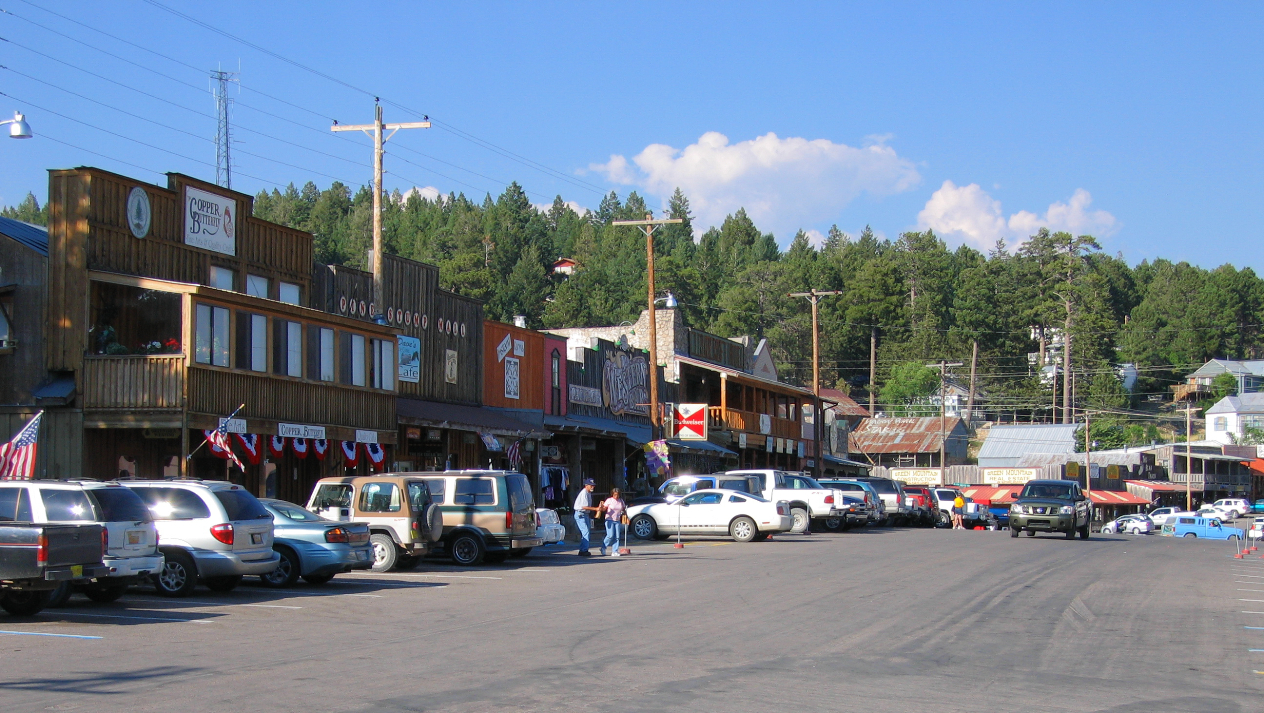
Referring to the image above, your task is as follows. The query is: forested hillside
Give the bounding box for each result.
[7,183,1262,421]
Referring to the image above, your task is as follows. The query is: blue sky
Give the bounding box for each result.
[1,1,1261,269]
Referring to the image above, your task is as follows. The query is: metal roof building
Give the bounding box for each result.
[849,417,968,467]
[977,424,1080,467]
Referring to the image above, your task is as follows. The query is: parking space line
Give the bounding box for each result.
[349,573,502,580]
[1238,589,1264,592]
[238,604,302,609]
[54,612,212,624]
[0,630,102,639]
[1242,611,1264,614]
[1246,626,1264,630]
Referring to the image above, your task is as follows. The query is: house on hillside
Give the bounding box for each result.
[551,258,578,276]
[977,424,1080,468]
[849,417,968,467]
[1205,393,1264,445]
[1174,359,1264,402]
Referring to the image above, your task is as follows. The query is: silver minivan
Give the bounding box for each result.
[126,480,278,597]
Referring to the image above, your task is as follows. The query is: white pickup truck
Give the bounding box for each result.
[725,470,848,534]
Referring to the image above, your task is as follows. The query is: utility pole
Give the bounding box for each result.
[210,67,238,189]
[611,214,683,441]
[332,103,430,318]
[1185,403,1197,511]
[790,289,842,478]
[1084,408,1092,514]
[926,360,964,471]
[869,327,877,415]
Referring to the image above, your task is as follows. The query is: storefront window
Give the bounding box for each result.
[88,281,182,356]
[195,303,230,366]
[246,274,269,298]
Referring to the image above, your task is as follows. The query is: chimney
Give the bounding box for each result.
[513,315,527,328]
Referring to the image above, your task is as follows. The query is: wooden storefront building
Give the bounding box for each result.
[16,167,400,502]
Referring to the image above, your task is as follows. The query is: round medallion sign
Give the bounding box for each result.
[126,187,151,238]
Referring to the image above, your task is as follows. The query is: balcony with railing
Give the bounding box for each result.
[707,406,800,439]
[81,355,185,410]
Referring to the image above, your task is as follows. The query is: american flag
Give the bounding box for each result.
[506,439,521,469]
[0,411,42,480]
[208,419,246,471]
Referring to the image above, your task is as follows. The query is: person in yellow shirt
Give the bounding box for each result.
[952,494,966,530]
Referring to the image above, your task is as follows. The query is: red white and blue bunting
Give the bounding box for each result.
[312,439,328,460]
[234,433,262,465]
[269,435,286,459]
[340,440,360,467]
[364,442,385,471]
[292,438,308,459]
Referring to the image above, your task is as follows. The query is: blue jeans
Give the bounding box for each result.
[575,514,591,552]
[603,521,623,552]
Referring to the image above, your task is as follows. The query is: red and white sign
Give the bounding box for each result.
[671,403,708,440]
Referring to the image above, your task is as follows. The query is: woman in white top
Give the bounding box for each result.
[600,488,627,557]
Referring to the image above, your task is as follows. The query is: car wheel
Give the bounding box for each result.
[1079,524,1090,539]
[1010,526,1021,538]
[449,532,485,566]
[730,516,757,543]
[822,517,843,532]
[0,590,51,617]
[1129,526,1141,535]
[154,550,197,598]
[301,573,334,585]
[369,533,398,573]
[46,582,72,608]
[1229,510,1240,520]
[204,575,242,593]
[260,548,300,588]
[937,511,952,528]
[510,547,533,558]
[83,585,127,603]
[1026,529,1036,536]
[1065,527,1076,539]
[424,502,444,543]
[630,515,657,540]
[790,508,810,534]
[1183,533,1197,538]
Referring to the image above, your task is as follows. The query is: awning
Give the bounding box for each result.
[33,376,76,406]
[545,414,651,444]
[664,438,737,458]
[1125,480,1186,492]
[1086,490,1150,506]
[397,398,544,438]
[823,454,873,469]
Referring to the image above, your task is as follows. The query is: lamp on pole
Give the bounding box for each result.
[2,111,33,139]
[611,214,683,441]
[331,103,430,318]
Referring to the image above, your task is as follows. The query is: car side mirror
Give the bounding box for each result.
[680,502,690,507]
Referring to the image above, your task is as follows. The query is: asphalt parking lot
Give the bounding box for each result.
[2,528,1262,713]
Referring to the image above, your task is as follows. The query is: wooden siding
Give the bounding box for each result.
[311,257,483,405]
[687,329,747,371]
[0,234,48,405]
[81,355,184,410]
[483,321,544,410]
[187,368,395,434]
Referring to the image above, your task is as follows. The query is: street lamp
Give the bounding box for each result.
[2,111,32,139]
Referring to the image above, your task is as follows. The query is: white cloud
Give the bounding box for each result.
[399,185,443,203]
[804,229,827,248]
[917,180,1118,250]
[589,131,920,239]
[532,200,589,217]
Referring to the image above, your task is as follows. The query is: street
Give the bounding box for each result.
[1,528,1260,713]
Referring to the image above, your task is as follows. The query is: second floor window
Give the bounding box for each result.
[319,328,334,381]
[371,339,395,391]
[341,332,366,387]
[209,266,234,291]
[195,304,229,366]
[273,319,302,377]
[551,350,561,415]
[246,275,269,298]
[236,313,267,372]
[279,282,300,306]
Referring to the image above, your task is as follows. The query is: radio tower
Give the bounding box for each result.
[211,67,238,189]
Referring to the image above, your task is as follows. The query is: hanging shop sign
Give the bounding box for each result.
[183,185,236,256]
[445,349,459,384]
[766,436,774,452]
[480,433,503,452]
[759,413,772,435]
[397,336,420,383]
[127,187,151,238]
[504,356,521,399]
[603,350,649,416]
[739,432,748,449]
[798,441,805,458]
[355,430,379,444]
[217,417,246,434]
[278,423,326,440]
[568,384,604,408]
[671,403,708,440]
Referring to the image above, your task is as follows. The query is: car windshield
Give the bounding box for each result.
[784,476,824,490]
[861,479,898,494]
[1019,482,1075,499]
[311,484,352,509]
[269,502,326,522]
[214,490,272,520]
[88,487,152,523]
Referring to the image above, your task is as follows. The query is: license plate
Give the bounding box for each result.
[251,533,263,545]
[71,565,83,578]
[127,530,144,545]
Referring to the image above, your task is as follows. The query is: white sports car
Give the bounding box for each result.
[627,489,793,542]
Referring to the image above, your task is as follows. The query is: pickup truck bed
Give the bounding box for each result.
[1,523,108,616]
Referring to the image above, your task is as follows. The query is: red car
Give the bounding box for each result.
[898,485,939,527]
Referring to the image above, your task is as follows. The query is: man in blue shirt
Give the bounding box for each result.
[574,479,598,556]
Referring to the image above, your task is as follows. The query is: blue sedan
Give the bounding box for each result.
[259,499,373,587]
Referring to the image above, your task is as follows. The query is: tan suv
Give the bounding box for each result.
[306,475,443,572]
[416,470,542,566]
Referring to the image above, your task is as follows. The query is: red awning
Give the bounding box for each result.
[961,486,1021,504]
[1087,490,1150,505]
[1249,459,1264,476]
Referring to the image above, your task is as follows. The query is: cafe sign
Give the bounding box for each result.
[184,185,236,256]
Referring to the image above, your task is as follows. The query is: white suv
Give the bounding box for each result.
[0,480,162,604]
[126,481,278,597]
[1213,498,1250,521]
